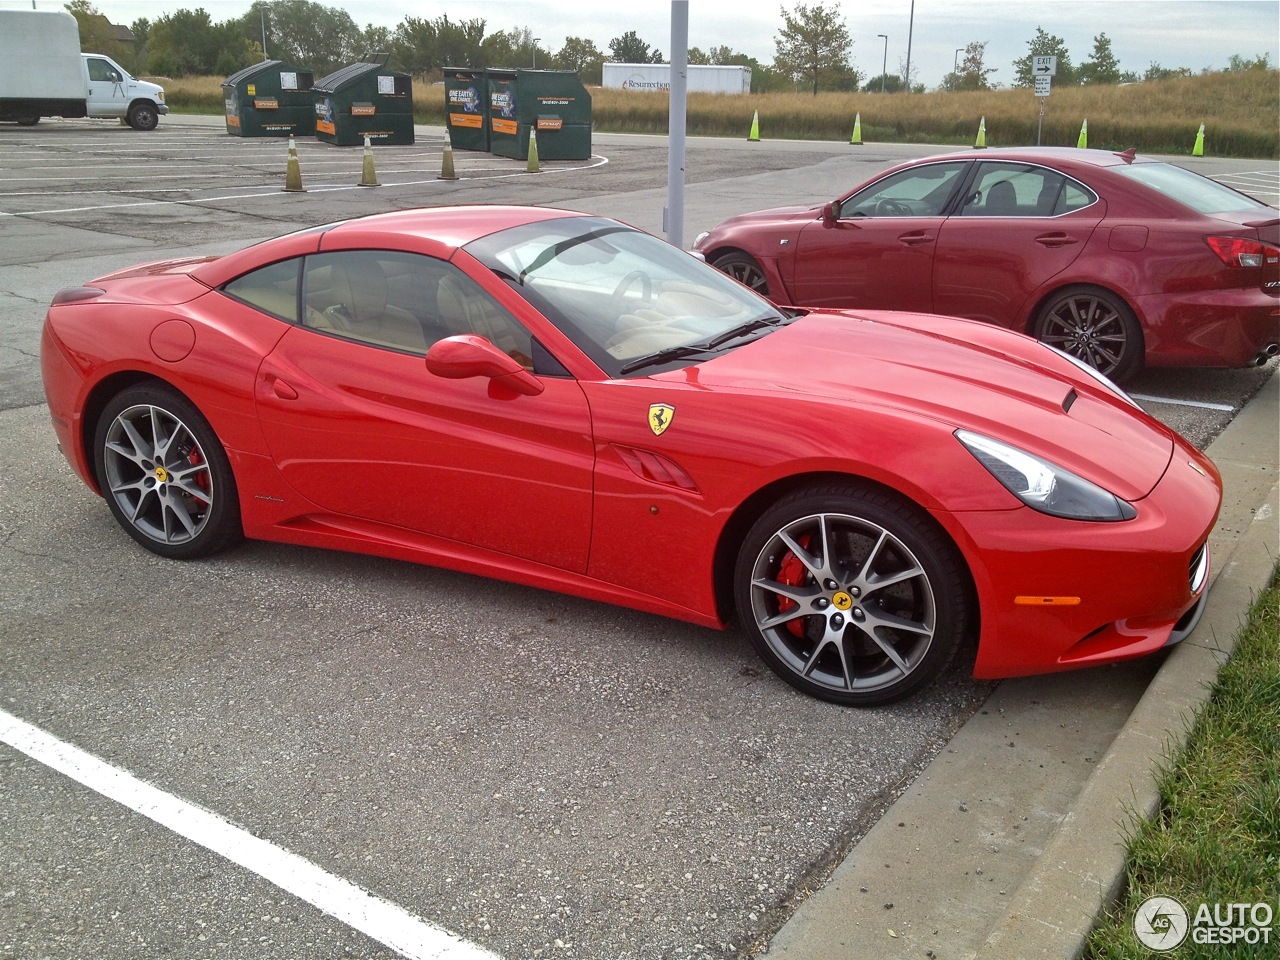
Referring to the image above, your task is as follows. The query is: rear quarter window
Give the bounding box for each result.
[1114,163,1271,216]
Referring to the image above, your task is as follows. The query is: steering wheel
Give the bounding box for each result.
[874,198,911,217]
[611,270,653,316]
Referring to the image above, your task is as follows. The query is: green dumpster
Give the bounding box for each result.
[487,69,592,161]
[313,61,414,146]
[222,60,315,137]
[444,67,488,151]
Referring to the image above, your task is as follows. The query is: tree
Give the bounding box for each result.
[388,13,487,73]
[687,47,711,65]
[1012,27,1076,87]
[1225,53,1272,71]
[609,30,661,64]
[863,73,902,94]
[773,2,854,95]
[241,1,360,76]
[948,40,997,91]
[555,36,603,84]
[1143,61,1191,81]
[65,0,133,66]
[1079,33,1122,85]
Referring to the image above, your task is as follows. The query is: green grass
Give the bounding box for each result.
[1085,568,1280,959]
[162,68,1280,158]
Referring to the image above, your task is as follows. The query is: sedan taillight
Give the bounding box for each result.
[1205,235,1279,269]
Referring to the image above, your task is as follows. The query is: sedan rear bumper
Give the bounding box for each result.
[1136,287,1280,367]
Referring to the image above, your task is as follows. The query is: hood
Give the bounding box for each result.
[679,310,1175,501]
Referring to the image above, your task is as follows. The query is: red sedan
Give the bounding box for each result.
[41,206,1221,706]
[694,147,1279,381]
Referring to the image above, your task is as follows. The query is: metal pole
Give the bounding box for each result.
[954,48,963,75]
[260,10,268,59]
[903,0,914,91]
[877,34,888,93]
[666,1,688,248]
[532,38,540,68]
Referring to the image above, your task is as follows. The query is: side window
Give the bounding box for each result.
[301,250,534,367]
[840,162,967,219]
[222,258,300,322]
[959,163,1097,217]
[86,58,118,82]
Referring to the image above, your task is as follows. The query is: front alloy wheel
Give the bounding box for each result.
[712,252,770,297]
[94,385,241,559]
[735,484,968,706]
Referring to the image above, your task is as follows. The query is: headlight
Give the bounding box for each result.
[1044,343,1139,408]
[956,430,1137,521]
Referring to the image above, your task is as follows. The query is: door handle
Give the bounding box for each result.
[269,376,299,400]
[898,232,934,246]
[1035,233,1079,247]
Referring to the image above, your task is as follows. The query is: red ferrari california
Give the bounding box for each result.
[41,206,1221,706]
[694,147,1279,382]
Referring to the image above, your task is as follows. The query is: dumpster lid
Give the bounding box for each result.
[222,60,286,87]
[314,61,402,93]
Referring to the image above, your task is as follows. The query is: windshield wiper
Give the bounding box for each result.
[619,343,722,375]
[703,314,786,349]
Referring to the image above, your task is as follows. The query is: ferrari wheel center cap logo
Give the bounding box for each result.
[832,591,853,610]
[154,466,169,483]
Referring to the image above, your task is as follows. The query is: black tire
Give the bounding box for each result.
[128,103,159,131]
[712,252,770,298]
[734,482,970,706]
[93,383,242,559]
[16,116,40,127]
[1034,285,1143,383]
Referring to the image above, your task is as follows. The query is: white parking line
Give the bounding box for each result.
[0,707,500,960]
[1130,393,1237,412]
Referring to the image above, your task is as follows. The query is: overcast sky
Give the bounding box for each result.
[11,0,1280,87]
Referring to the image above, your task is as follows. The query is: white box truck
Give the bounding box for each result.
[602,63,752,95]
[0,9,168,130]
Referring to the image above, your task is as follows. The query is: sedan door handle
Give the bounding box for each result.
[897,231,935,246]
[1035,233,1080,248]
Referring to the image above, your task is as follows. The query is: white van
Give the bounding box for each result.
[0,10,168,131]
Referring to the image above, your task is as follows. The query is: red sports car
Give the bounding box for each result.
[41,206,1221,706]
[694,147,1279,382]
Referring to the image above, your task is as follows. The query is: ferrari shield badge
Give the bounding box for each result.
[648,403,675,436]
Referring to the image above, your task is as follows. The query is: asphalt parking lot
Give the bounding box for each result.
[0,115,1276,960]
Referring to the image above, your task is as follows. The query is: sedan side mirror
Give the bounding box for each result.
[821,200,839,226]
[425,335,544,397]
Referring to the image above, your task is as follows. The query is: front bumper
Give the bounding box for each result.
[939,445,1222,679]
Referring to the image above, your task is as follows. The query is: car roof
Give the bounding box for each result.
[191,205,590,288]
[914,146,1148,169]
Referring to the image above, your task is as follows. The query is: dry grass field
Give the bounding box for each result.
[166,68,1278,157]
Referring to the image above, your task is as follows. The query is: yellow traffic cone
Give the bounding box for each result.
[1192,123,1205,157]
[747,110,760,142]
[526,128,541,173]
[358,134,380,187]
[973,116,987,149]
[849,113,863,145]
[438,131,459,180]
[283,134,305,192]
[1076,118,1088,149]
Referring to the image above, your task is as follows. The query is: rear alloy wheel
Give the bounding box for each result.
[16,116,40,126]
[712,252,770,297]
[128,103,159,131]
[735,483,969,706]
[1035,285,1142,383]
[94,384,241,559]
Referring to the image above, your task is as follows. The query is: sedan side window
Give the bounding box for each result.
[301,250,534,368]
[840,162,967,219]
[959,163,1097,217]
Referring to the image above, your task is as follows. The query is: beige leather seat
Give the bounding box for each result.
[317,259,426,352]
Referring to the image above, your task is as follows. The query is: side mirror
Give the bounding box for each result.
[821,200,839,226]
[425,334,544,397]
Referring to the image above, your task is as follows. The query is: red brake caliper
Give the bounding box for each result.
[775,533,812,638]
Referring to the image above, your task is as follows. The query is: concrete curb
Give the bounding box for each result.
[765,372,1278,960]
[974,372,1278,960]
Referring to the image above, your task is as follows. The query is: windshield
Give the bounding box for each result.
[1114,162,1272,216]
[464,216,786,377]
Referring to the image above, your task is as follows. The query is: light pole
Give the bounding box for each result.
[532,38,540,68]
[954,47,963,83]
[877,34,888,93]
[903,0,914,92]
